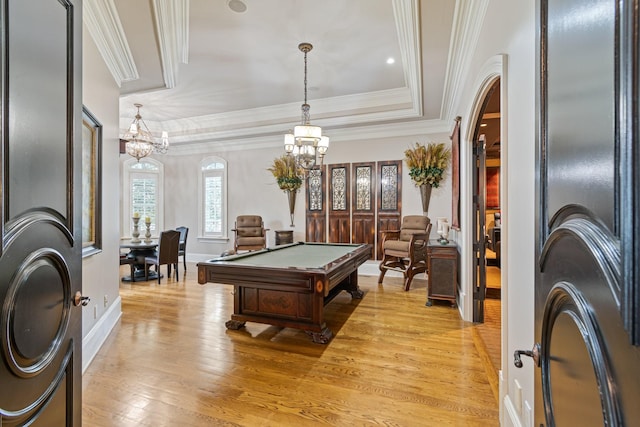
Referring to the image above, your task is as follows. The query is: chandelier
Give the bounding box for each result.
[283,43,329,170]
[122,103,169,161]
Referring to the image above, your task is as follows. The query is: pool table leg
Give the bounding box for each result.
[225,319,246,330]
[348,288,364,299]
[306,327,333,344]
[345,270,364,299]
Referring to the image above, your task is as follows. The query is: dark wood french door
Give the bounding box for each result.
[0,0,83,425]
[525,0,640,425]
[376,160,402,260]
[305,166,326,242]
[328,163,351,243]
[306,161,401,259]
[351,162,375,258]
[472,135,487,323]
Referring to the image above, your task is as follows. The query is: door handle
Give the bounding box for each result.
[74,291,91,307]
[514,343,541,368]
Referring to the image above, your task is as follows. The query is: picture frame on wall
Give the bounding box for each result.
[82,106,102,257]
[450,116,461,229]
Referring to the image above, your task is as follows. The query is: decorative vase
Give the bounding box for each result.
[286,189,297,227]
[131,217,141,243]
[144,221,152,243]
[419,184,432,216]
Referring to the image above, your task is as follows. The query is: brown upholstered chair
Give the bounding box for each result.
[144,229,180,283]
[378,215,432,291]
[176,226,189,271]
[232,215,268,252]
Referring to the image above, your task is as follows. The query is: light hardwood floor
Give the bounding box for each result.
[82,264,499,426]
[479,266,502,376]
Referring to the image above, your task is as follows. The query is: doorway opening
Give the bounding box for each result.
[471,78,502,375]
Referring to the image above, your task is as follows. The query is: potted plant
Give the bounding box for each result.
[268,155,303,226]
[404,142,451,215]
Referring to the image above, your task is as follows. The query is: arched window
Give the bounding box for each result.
[199,157,227,239]
[122,158,164,237]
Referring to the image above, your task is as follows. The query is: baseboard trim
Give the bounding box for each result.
[82,296,122,374]
[503,394,524,427]
[187,252,218,263]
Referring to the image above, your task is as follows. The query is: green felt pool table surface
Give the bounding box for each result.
[211,242,363,269]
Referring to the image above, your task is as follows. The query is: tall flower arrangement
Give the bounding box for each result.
[268,155,303,227]
[404,142,451,188]
[268,155,303,191]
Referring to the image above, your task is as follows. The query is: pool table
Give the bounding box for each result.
[197,242,371,343]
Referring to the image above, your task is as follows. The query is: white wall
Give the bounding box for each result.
[158,130,453,260]
[454,1,536,426]
[81,25,123,372]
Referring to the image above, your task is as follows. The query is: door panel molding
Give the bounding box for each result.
[4,0,76,230]
[4,212,74,250]
[540,281,621,426]
[618,0,640,344]
[0,342,73,424]
[2,247,72,377]
[542,213,621,303]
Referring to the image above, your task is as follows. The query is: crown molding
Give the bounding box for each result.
[393,0,423,116]
[122,87,419,142]
[84,0,138,87]
[152,0,190,89]
[167,117,451,156]
[440,0,489,121]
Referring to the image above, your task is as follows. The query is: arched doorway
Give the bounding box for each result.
[471,78,502,324]
[468,77,503,379]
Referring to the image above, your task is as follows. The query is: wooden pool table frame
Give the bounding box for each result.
[197,242,371,344]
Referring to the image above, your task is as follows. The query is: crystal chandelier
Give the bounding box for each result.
[121,103,169,161]
[283,43,329,170]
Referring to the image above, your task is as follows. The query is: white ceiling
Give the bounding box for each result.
[84,0,476,149]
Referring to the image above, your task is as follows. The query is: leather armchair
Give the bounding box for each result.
[233,215,268,252]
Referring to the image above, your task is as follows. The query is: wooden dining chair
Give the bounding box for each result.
[176,226,189,271]
[119,253,136,282]
[144,230,180,283]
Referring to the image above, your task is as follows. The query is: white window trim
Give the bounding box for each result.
[122,157,165,238]
[198,156,228,239]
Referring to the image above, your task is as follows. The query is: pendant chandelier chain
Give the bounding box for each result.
[282,42,329,172]
[301,44,311,125]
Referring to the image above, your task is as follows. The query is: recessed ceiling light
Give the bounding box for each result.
[228,0,247,13]
[386,57,395,64]
[480,123,488,127]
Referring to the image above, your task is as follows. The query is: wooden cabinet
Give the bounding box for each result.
[274,230,294,246]
[426,240,458,307]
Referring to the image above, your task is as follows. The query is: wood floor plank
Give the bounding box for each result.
[82,264,499,426]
